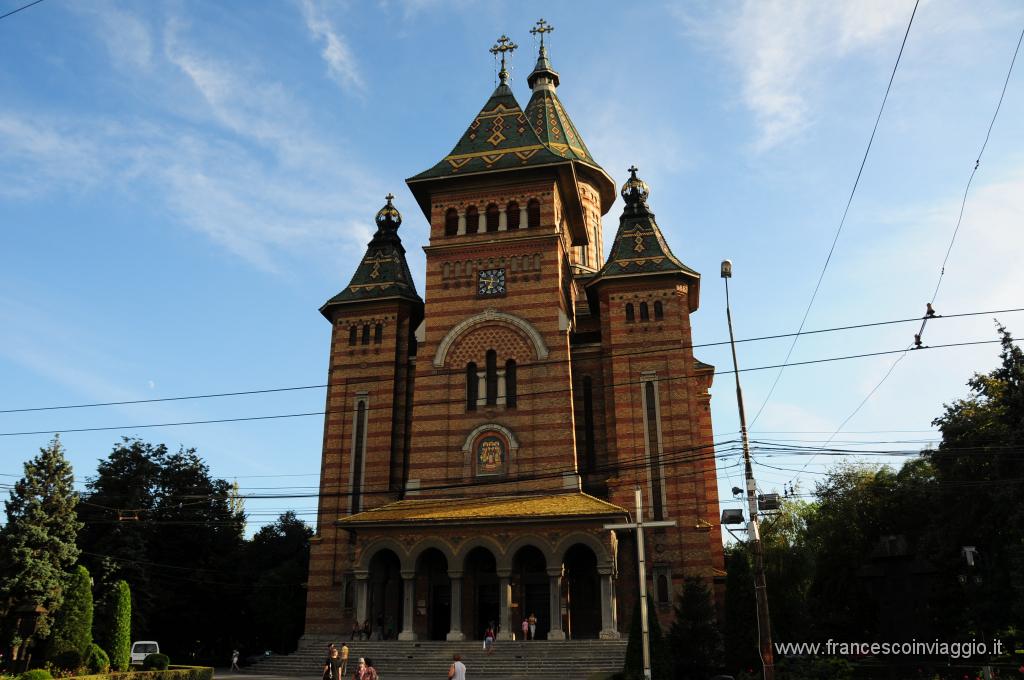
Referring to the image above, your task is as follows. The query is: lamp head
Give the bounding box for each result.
[720,259,733,279]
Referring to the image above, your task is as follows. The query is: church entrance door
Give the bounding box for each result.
[367,549,402,638]
[464,546,498,639]
[563,544,601,639]
[511,545,549,640]
[417,548,450,640]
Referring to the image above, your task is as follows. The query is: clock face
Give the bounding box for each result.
[477,268,506,297]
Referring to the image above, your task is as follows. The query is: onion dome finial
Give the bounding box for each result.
[621,165,651,212]
[375,193,402,233]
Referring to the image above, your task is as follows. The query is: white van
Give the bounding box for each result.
[130,641,160,666]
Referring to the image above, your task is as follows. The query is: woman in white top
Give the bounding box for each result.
[448,653,467,680]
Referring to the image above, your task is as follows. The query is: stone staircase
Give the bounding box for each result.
[251,635,628,679]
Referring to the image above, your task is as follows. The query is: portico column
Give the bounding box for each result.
[547,566,565,640]
[497,570,514,640]
[447,572,465,641]
[398,570,416,641]
[354,571,369,626]
[457,210,467,235]
[498,207,507,231]
[598,568,620,639]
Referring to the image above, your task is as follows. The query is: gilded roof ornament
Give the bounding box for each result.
[621,165,651,211]
[489,34,518,85]
[375,192,402,233]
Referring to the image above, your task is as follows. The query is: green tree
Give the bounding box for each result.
[0,436,82,653]
[104,580,131,671]
[761,499,815,644]
[722,545,757,673]
[246,511,313,654]
[622,595,671,680]
[926,324,1024,630]
[47,564,93,657]
[668,577,721,680]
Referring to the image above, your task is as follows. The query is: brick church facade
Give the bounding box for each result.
[305,32,724,642]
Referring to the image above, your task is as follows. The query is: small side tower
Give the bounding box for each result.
[305,196,423,635]
[587,168,724,621]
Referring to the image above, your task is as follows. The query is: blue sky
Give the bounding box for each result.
[2,0,1023,536]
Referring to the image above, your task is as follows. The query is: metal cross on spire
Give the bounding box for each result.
[530,18,554,47]
[385,192,395,203]
[489,34,518,84]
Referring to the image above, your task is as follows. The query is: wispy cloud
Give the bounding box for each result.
[73,1,154,72]
[298,0,364,94]
[677,1,912,152]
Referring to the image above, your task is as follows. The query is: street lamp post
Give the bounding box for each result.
[721,259,775,680]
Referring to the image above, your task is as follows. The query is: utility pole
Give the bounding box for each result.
[721,259,775,680]
[605,486,676,680]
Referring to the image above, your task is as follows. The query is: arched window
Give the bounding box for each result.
[644,381,665,521]
[625,303,635,322]
[361,324,370,345]
[485,350,498,406]
[466,363,478,411]
[351,400,367,513]
[505,359,517,408]
[657,574,669,604]
[348,325,357,346]
[654,300,664,320]
[639,302,650,321]
[485,203,499,232]
[527,198,541,228]
[506,201,520,230]
[445,208,459,236]
[582,376,595,471]
[465,205,479,234]
[374,323,383,344]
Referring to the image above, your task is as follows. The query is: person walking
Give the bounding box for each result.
[448,653,466,680]
[230,649,240,672]
[353,657,378,680]
[483,625,495,655]
[521,617,529,641]
[323,645,342,680]
[528,612,537,640]
[339,643,349,677]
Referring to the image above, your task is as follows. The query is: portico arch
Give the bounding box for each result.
[358,538,413,573]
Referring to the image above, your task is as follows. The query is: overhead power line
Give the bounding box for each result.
[0,337,1012,438]
[780,22,1024,490]
[0,0,44,22]
[748,0,921,428]
[1,305,1020,415]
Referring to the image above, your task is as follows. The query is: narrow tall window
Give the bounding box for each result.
[644,381,665,520]
[625,303,635,322]
[374,323,383,344]
[527,199,541,228]
[654,300,664,320]
[348,326,357,346]
[361,324,370,345]
[351,401,367,514]
[485,350,498,406]
[582,376,595,472]
[466,363,478,411]
[506,201,520,229]
[465,205,479,234]
[639,302,650,321]
[657,574,669,604]
[445,208,459,236]
[486,203,499,232]
[505,359,517,408]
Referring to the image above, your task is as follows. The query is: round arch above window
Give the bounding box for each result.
[433,309,549,368]
[462,423,519,479]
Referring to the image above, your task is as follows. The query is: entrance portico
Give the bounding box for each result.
[339,493,626,641]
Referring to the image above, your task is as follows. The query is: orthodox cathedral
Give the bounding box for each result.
[305,24,724,642]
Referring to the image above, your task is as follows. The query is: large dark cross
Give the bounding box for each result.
[530,18,554,47]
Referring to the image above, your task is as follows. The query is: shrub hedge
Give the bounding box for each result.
[57,666,212,680]
[84,644,110,674]
[17,671,53,680]
[141,655,169,671]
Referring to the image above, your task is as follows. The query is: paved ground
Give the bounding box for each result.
[215,668,478,680]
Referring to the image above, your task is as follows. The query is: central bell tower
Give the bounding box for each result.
[403,30,616,498]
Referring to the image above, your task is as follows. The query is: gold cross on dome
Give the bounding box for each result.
[628,165,639,176]
[489,34,518,80]
[385,192,394,203]
[530,19,554,47]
